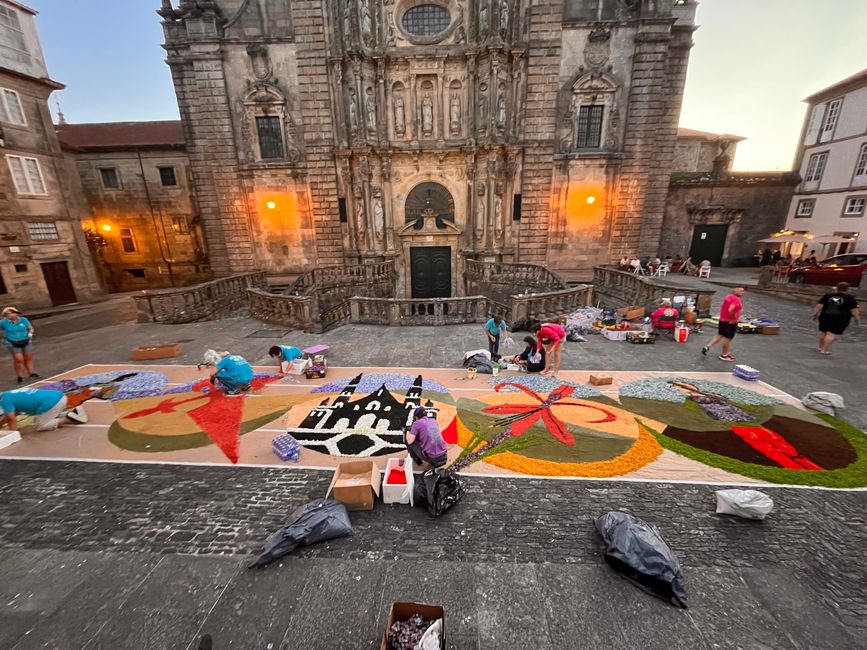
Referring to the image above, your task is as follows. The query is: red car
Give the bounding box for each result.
[790,253,867,286]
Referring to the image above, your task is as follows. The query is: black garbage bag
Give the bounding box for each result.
[594,512,687,608]
[248,498,353,569]
[413,469,464,517]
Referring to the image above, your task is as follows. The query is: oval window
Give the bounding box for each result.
[402,4,451,37]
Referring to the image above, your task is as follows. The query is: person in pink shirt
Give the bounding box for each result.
[531,322,567,376]
[702,287,745,361]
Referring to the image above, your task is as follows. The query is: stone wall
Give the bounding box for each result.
[662,172,800,266]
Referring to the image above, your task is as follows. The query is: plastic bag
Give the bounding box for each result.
[418,619,443,650]
[595,512,687,608]
[715,489,774,520]
[528,352,542,364]
[414,469,464,517]
[500,336,517,352]
[248,498,353,568]
[802,392,845,416]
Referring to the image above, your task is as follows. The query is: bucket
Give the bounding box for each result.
[675,325,689,344]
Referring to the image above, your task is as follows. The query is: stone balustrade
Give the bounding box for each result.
[289,261,395,295]
[510,285,594,323]
[465,259,566,303]
[350,295,509,327]
[592,266,715,316]
[247,288,316,332]
[132,272,267,324]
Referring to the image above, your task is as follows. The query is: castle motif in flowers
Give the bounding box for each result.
[290,374,438,457]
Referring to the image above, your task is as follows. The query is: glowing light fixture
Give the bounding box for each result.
[586,195,596,205]
[101,224,112,232]
[266,201,277,210]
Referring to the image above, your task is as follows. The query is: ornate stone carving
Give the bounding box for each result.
[422,93,434,136]
[246,44,272,80]
[349,91,359,133]
[479,0,489,38]
[455,4,466,43]
[497,92,506,129]
[584,27,611,70]
[449,91,461,135]
[373,192,385,242]
[478,84,488,129]
[475,195,486,241]
[499,0,509,39]
[342,0,352,41]
[386,10,396,46]
[365,87,377,133]
[381,157,391,181]
[393,91,406,136]
[360,0,372,46]
[494,194,503,231]
[606,106,620,150]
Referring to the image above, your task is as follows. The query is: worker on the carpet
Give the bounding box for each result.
[531,322,567,377]
[508,336,546,373]
[210,351,254,395]
[404,406,448,469]
[269,344,302,374]
[1,387,70,431]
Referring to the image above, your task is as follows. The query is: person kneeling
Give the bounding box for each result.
[210,351,254,395]
[268,344,302,374]
[404,406,448,469]
[1,388,70,432]
[509,336,546,373]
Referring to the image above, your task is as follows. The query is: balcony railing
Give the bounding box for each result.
[592,266,715,316]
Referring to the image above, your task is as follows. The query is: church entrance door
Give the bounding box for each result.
[410,246,451,298]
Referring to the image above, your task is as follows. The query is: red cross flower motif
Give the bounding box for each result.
[481,382,617,446]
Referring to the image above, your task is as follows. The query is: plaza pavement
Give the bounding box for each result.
[0,284,865,648]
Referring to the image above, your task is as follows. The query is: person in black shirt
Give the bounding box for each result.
[508,336,546,373]
[814,282,860,355]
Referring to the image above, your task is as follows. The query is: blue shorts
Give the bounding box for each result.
[4,339,32,355]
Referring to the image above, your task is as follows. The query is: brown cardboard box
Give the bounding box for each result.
[761,325,780,335]
[380,602,445,650]
[130,343,182,361]
[326,460,381,511]
[616,305,645,321]
[589,374,613,386]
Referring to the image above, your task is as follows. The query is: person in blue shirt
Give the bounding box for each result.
[210,352,254,395]
[268,345,302,374]
[1,388,67,431]
[0,307,38,384]
[483,315,509,361]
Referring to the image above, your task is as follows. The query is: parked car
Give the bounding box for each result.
[789,253,867,286]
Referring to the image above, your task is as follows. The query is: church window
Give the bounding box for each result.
[256,116,285,159]
[576,105,604,149]
[402,4,451,37]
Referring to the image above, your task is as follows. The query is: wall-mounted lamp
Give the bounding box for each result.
[101,224,112,232]
[586,195,596,205]
[266,201,277,210]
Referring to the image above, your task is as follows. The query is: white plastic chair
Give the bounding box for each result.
[655,264,669,277]
[698,266,711,278]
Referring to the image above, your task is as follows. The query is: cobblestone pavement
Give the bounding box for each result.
[0,460,864,649]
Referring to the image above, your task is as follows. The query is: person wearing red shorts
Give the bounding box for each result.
[531,322,567,376]
[702,287,745,361]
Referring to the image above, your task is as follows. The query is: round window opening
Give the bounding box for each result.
[402,4,451,37]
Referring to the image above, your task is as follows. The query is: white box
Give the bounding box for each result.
[382,456,415,505]
[0,430,21,450]
[602,328,628,341]
[288,358,310,375]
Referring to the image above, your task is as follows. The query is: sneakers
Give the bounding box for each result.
[17,376,23,384]
[819,350,832,355]
[701,346,709,356]
[66,406,88,424]
[29,373,39,379]
[718,354,736,362]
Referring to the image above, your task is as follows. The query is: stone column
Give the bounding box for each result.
[381,156,396,254]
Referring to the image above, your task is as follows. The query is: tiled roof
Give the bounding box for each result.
[677,127,746,142]
[55,120,185,151]
[804,67,867,103]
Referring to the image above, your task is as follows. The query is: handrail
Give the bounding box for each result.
[465,259,567,292]
[289,261,395,295]
[592,266,715,316]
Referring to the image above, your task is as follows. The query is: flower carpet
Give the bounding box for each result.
[2,364,865,488]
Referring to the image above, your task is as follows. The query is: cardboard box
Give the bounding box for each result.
[761,325,780,335]
[589,374,613,386]
[382,456,415,505]
[130,343,181,361]
[0,430,21,450]
[380,602,445,650]
[602,328,628,341]
[326,460,381,511]
[616,305,645,321]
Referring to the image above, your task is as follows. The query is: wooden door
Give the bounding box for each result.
[41,261,77,306]
[689,224,729,267]
[410,247,451,298]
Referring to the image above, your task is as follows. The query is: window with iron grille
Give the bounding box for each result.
[0,87,25,125]
[402,4,451,36]
[158,166,177,186]
[13,264,26,273]
[26,222,58,241]
[854,143,867,178]
[120,227,137,253]
[804,152,828,183]
[256,116,284,159]
[6,155,46,194]
[795,199,814,218]
[843,197,865,216]
[172,216,189,235]
[576,105,604,148]
[99,167,120,189]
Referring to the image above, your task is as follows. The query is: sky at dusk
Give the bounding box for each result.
[27,0,867,172]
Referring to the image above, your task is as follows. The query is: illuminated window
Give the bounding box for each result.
[402,4,451,36]
[172,216,189,234]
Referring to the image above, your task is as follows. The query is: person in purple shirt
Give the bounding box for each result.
[404,406,448,468]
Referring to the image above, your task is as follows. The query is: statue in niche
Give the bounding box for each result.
[355,197,366,245]
[349,92,359,133]
[499,0,509,38]
[373,196,385,240]
[360,0,372,45]
[450,91,461,135]
[494,195,503,231]
[365,88,376,133]
[386,11,396,46]
[394,93,406,135]
[343,0,352,40]
[476,191,486,241]
[497,94,506,128]
[479,0,489,37]
[478,88,488,125]
[422,93,434,136]
[455,24,466,43]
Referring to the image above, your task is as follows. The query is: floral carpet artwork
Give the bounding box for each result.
[455,381,664,477]
[284,373,456,457]
[41,370,170,402]
[617,377,867,488]
[108,375,308,463]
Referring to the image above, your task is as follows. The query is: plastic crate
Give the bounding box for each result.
[602,328,628,341]
[272,433,301,462]
[733,365,761,381]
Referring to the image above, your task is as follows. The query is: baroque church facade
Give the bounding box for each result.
[158,0,696,298]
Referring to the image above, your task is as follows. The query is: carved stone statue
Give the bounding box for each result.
[360,1,372,45]
[355,197,366,245]
[476,195,486,241]
[394,93,405,135]
[449,92,461,135]
[365,88,376,133]
[478,91,488,123]
[421,93,434,136]
[494,195,503,230]
[497,94,506,128]
[349,92,359,133]
[373,197,384,240]
[479,0,489,37]
[499,0,509,38]
[343,1,352,40]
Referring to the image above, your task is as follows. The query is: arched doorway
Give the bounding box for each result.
[404,182,455,298]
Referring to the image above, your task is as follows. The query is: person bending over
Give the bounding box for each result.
[211,352,254,395]
[531,322,567,376]
[484,315,509,361]
[404,406,448,468]
[269,344,302,374]
[1,388,69,432]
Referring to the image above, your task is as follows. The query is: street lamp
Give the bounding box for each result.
[101,224,112,232]
[266,200,277,210]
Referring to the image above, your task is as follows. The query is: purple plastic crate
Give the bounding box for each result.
[733,365,761,381]
[272,433,301,462]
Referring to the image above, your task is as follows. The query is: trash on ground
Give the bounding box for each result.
[802,392,845,416]
[248,498,353,568]
[382,602,445,650]
[413,468,463,516]
[595,511,688,608]
[715,489,774,520]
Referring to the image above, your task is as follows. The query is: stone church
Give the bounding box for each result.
[157,0,696,298]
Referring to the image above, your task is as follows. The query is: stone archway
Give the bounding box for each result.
[405,182,455,230]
